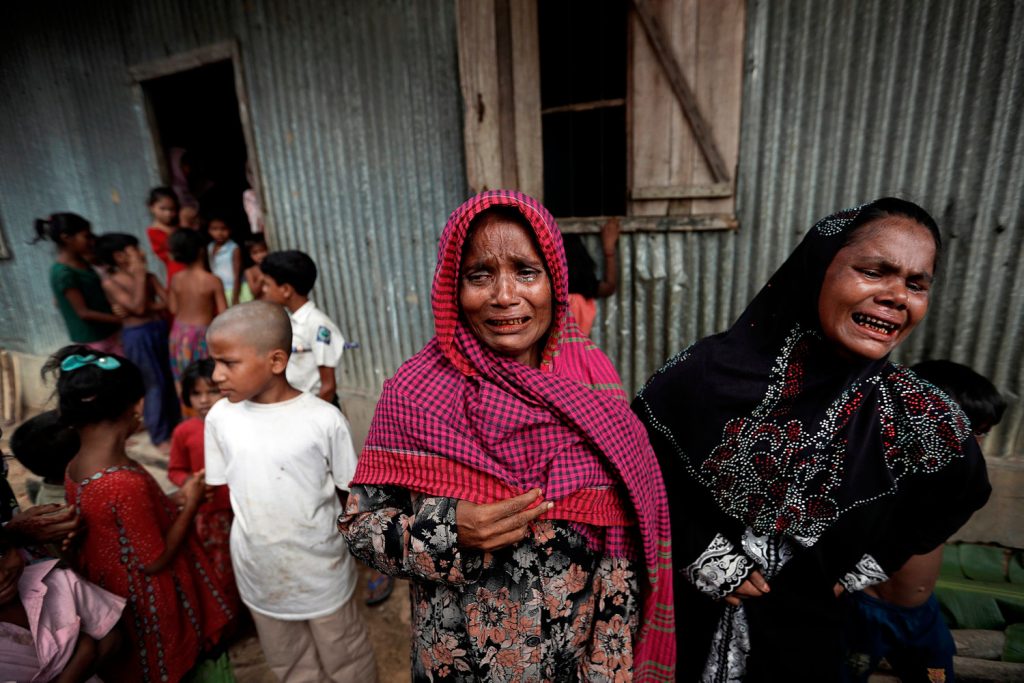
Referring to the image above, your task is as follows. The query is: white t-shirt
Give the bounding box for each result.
[204,392,358,620]
[286,300,345,395]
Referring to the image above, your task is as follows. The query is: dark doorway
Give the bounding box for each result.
[140,60,252,242]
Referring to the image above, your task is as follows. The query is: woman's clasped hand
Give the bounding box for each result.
[455,489,553,552]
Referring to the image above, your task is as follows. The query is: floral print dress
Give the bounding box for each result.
[339,485,640,682]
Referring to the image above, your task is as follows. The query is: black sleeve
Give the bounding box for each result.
[644,424,755,599]
[869,438,991,575]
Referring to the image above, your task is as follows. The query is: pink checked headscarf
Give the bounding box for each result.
[352,190,675,680]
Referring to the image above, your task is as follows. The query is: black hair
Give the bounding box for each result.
[169,229,204,264]
[147,186,178,207]
[0,526,15,553]
[42,345,145,427]
[180,359,216,409]
[845,197,943,272]
[259,250,318,296]
[244,234,267,253]
[563,234,599,299]
[912,360,1006,434]
[93,233,140,268]
[9,410,80,481]
[32,213,91,245]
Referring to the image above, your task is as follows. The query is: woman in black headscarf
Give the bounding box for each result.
[633,198,991,681]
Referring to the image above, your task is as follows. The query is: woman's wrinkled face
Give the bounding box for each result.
[459,215,553,368]
[817,215,936,361]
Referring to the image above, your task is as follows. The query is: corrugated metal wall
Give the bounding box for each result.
[1,0,1021,457]
[591,0,1024,457]
[0,0,465,395]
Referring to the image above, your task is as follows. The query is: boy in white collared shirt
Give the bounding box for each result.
[259,250,344,405]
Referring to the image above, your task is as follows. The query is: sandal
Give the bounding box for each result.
[365,573,395,606]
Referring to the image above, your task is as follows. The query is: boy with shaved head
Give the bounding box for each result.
[204,301,377,681]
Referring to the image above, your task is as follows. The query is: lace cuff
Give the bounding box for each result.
[839,553,889,593]
[683,533,755,599]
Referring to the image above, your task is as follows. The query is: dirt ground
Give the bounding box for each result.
[1,425,412,683]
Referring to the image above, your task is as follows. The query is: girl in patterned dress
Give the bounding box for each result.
[168,359,238,604]
[49,345,235,683]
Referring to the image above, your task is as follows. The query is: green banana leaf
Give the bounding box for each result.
[959,544,1011,582]
[935,576,1024,630]
[1010,554,1024,586]
[1004,623,1024,663]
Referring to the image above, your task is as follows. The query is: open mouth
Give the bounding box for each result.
[852,312,900,336]
[487,317,530,328]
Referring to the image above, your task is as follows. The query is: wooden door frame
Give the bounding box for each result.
[128,41,264,225]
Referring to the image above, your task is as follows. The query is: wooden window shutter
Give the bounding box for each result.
[456,0,543,200]
[628,0,745,226]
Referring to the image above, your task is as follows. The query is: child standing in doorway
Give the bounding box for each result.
[35,213,123,354]
[207,218,242,307]
[145,186,184,285]
[168,230,227,387]
[96,232,181,451]
[205,302,376,682]
[241,235,269,302]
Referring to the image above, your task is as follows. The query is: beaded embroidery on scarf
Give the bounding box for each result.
[692,324,971,543]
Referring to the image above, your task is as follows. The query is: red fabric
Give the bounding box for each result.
[169,418,231,512]
[66,464,234,682]
[568,293,598,337]
[169,418,236,601]
[352,190,675,680]
[147,226,185,282]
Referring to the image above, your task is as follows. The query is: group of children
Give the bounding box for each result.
[11,187,369,681]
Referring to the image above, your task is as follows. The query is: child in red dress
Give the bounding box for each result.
[168,359,237,601]
[145,187,184,286]
[51,345,235,682]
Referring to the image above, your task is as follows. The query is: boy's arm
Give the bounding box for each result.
[212,276,228,315]
[123,251,150,314]
[230,245,242,306]
[143,472,203,574]
[167,278,178,315]
[148,273,168,312]
[313,320,344,402]
[318,367,337,402]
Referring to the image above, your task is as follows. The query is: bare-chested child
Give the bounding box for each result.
[96,233,181,450]
[842,360,1005,683]
[168,229,226,392]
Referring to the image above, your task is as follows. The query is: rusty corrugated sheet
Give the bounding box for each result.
[590,0,1024,457]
